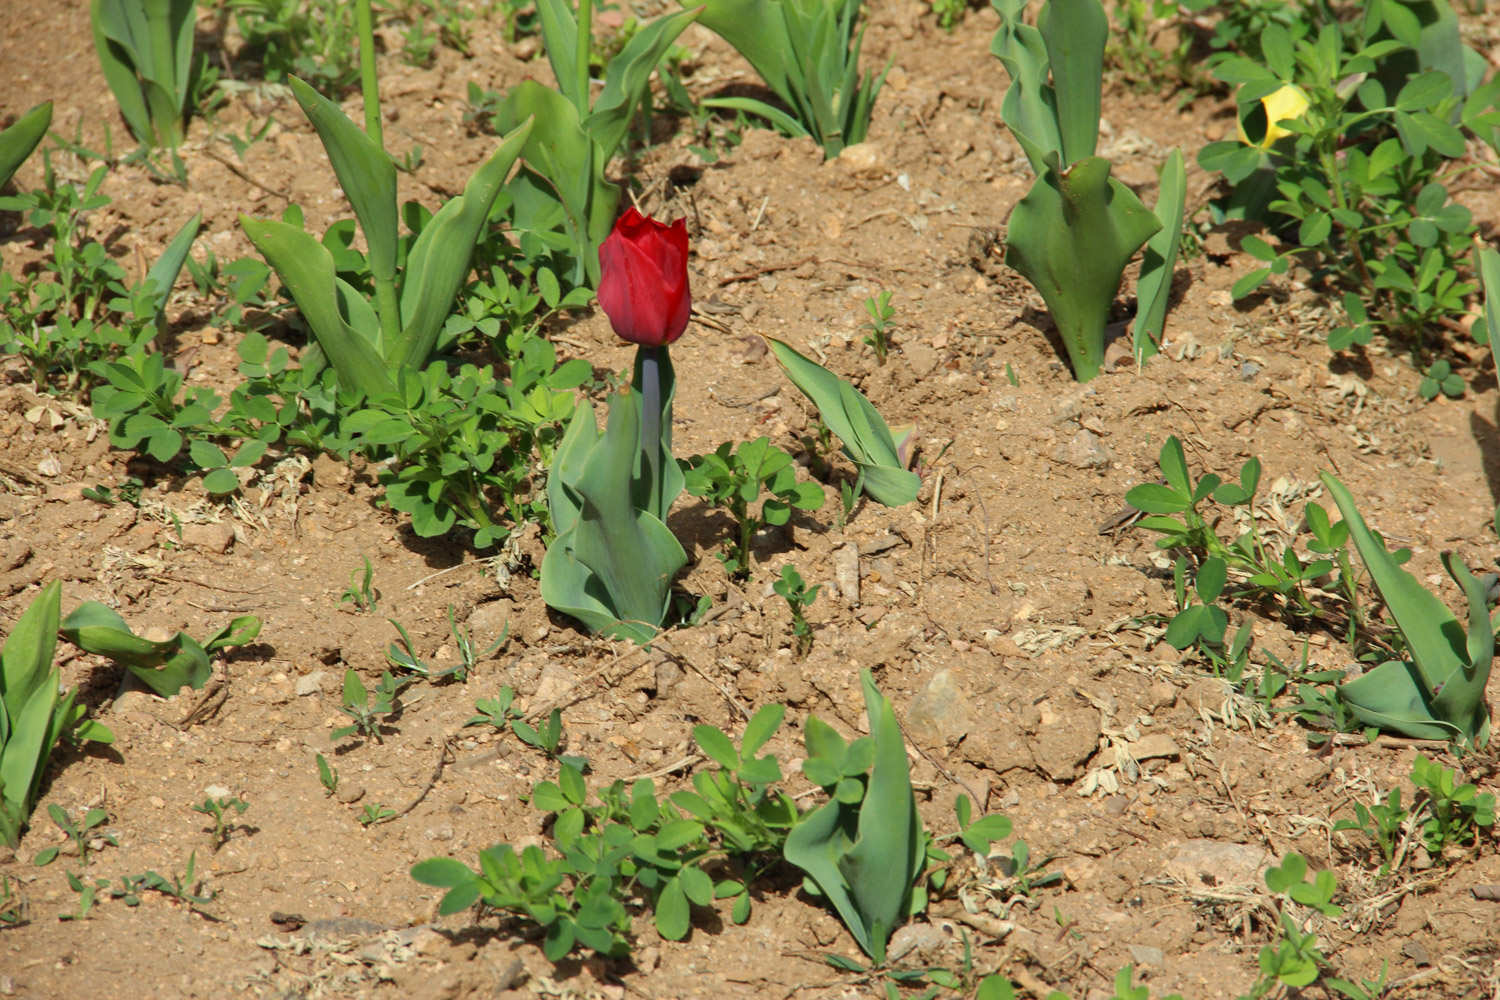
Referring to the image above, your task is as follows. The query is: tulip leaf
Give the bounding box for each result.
[533,0,582,110]
[1320,473,1491,746]
[583,7,702,163]
[240,216,395,399]
[1133,148,1185,362]
[1004,155,1160,383]
[0,102,51,193]
[765,339,919,507]
[289,77,399,308]
[542,394,687,643]
[783,671,922,963]
[397,117,533,371]
[1478,245,1500,375]
[1036,0,1106,167]
[92,0,195,147]
[60,602,219,698]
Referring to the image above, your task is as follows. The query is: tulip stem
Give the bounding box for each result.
[639,345,663,515]
[575,0,592,114]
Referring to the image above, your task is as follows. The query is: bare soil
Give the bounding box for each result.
[4,3,1500,998]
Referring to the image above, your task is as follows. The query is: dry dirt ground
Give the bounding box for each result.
[5,2,1500,998]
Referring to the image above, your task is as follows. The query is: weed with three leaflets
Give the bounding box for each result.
[1410,754,1495,857]
[682,437,826,578]
[331,669,410,745]
[0,583,115,848]
[193,796,250,851]
[1250,853,1342,995]
[340,556,379,613]
[1199,7,1494,377]
[772,564,820,657]
[31,805,116,868]
[690,0,888,159]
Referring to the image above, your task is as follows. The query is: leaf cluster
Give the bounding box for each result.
[682,436,826,577]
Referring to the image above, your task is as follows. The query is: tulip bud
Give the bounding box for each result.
[596,208,692,347]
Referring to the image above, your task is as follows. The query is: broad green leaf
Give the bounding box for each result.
[1478,246,1500,375]
[694,724,739,770]
[145,212,201,321]
[0,102,52,191]
[1133,148,1185,362]
[410,857,475,888]
[398,117,533,370]
[766,339,919,506]
[741,703,785,759]
[655,876,690,940]
[583,7,703,161]
[1004,156,1160,382]
[1036,0,1106,167]
[60,602,212,697]
[240,216,394,398]
[289,77,399,300]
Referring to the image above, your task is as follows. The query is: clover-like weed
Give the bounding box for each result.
[772,564,820,657]
[682,437,826,578]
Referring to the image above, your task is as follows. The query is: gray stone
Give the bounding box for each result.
[1031,707,1100,781]
[1128,944,1165,967]
[1164,839,1269,893]
[295,670,327,697]
[1053,429,1111,469]
[834,543,860,606]
[906,669,969,747]
[182,521,236,553]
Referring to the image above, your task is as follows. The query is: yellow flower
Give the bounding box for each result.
[1237,84,1310,147]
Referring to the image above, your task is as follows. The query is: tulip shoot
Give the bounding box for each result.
[1320,472,1491,747]
[0,103,51,193]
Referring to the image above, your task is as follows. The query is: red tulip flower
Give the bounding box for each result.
[596,207,691,347]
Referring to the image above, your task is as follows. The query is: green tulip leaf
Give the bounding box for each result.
[240,216,394,399]
[583,7,703,163]
[0,102,52,192]
[766,339,919,506]
[1133,148,1186,362]
[1004,155,1160,383]
[288,76,399,302]
[61,601,214,698]
[1478,246,1500,375]
[1321,473,1491,746]
[1036,0,1106,167]
[397,117,533,370]
[541,393,687,643]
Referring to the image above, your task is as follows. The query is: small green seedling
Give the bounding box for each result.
[340,556,379,613]
[861,290,895,365]
[332,669,408,745]
[32,804,115,867]
[60,871,111,921]
[193,796,249,851]
[1418,359,1464,400]
[315,753,339,797]
[513,708,589,773]
[117,851,216,910]
[1255,853,1341,993]
[0,874,23,925]
[359,803,397,826]
[772,564,820,657]
[681,436,826,578]
[465,686,523,730]
[387,607,508,682]
[1411,754,1495,857]
[1333,788,1408,874]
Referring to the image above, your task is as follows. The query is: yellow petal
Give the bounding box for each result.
[1237,84,1310,147]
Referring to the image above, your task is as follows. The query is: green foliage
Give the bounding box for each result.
[929,0,968,31]
[241,79,533,399]
[340,556,379,613]
[682,437,826,578]
[488,0,701,285]
[390,606,508,683]
[991,0,1168,382]
[1198,6,1493,375]
[691,0,889,159]
[343,352,588,547]
[192,796,250,851]
[91,0,206,148]
[61,601,260,698]
[513,708,590,773]
[1244,853,1351,997]
[315,752,339,796]
[0,582,115,848]
[0,161,200,395]
[225,0,361,94]
[1320,473,1491,746]
[542,362,688,643]
[31,804,115,868]
[0,102,51,192]
[1133,149,1187,362]
[332,669,410,745]
[419,687,1009,963]
[784,671,923,964]
[772,565,820,656]
[860,290,895,365]
[1409,753,1495,856]
[1418,359,1463,400]
[360,803,397,826]
[767,338,920,507]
